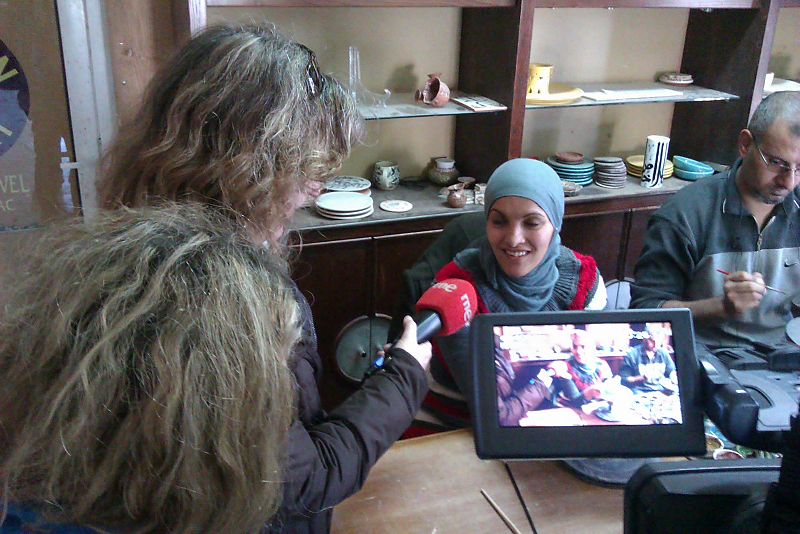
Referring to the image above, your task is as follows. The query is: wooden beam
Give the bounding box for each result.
[454,0,533,181]
[670,1,779,164]
[105,0,204,125]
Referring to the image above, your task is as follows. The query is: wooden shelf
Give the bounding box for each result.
[207,0,514,6]
[208,0,763,7]
[532,0,760,7]
[359,92,506,120]
[525,82,738,110]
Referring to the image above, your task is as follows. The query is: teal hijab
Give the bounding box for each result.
[456,158,564,311]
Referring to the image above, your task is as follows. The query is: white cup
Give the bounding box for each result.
[641,135,670,189]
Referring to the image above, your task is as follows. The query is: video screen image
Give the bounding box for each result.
[494,322,682,428]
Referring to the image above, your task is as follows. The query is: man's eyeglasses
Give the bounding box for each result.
[755,144,800,177]
[298,43,324,98]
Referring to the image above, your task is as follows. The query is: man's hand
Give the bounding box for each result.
[392,315,433,370]
[722,271,766,317]
[547,360,571,379]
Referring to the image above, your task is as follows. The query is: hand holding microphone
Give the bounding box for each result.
[364,279,478,381]
[393,316,432,370]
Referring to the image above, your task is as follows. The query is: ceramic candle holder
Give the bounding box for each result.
[528,63,553,96]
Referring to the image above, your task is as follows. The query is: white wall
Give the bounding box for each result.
[208,7,460,180]
[523,8,689,160]
[769,8,800,82]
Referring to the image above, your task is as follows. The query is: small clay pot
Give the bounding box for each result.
[415,73,450,107]
[447,188,467,208]
[427,156,460,186]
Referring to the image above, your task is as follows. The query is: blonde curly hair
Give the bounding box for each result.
[98,24,363,248]
[0,204,299,533]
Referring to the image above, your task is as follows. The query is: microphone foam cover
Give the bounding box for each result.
[415,278,478,336]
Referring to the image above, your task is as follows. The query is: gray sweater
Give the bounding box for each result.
[631,159,800,350]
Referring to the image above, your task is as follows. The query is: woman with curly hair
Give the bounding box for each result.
[0,205,300,532]
[97,24,431,533]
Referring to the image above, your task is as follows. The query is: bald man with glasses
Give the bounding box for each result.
[632,91,800,352]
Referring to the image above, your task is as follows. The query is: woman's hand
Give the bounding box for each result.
[393,315,433,370]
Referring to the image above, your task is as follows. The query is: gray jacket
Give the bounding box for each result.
[631,159,800,349]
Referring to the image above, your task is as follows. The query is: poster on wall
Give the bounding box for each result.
[0,37,36,230]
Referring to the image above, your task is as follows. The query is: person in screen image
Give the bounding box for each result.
[96,24,431,533]
[411,158,607,433]
[495,342,559,426]
[549,329,614,407]
[0,206,301,533]
[620,327,677,393]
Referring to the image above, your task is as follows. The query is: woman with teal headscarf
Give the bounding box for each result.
[414,158,607,432]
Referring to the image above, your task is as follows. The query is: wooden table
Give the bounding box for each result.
[332,429,624,534]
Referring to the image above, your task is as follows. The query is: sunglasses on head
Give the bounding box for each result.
[297,43,325,98]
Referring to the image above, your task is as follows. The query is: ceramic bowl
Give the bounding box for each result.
[705,433,724,454]
[713,448,744,460]
[673,155,715,174]
[674,167,715,182]
[555,151,585,164]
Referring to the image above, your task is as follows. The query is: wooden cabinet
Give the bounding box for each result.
[292,222,445,407]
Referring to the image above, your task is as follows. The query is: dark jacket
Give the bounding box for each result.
[269,286,429,533]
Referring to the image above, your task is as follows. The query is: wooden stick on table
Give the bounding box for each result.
[480,488,523,534]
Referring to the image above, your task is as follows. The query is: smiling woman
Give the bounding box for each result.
[407,158,609,434]
[486,196,555,279]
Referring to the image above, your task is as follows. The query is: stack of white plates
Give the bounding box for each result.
[315,192,374,220]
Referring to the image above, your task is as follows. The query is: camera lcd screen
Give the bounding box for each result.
[470,309,705,459]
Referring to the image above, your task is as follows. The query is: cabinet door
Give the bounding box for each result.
[292,237,371,409]
[373,229,443,318]
[624,207,659,281]
[562,211,626,282]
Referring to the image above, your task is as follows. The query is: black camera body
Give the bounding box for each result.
[623,345,800,533]
[698,345,800,452]
[624,459,781,534]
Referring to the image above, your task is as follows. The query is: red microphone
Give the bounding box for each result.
[413,278,479,342]
[363,279,478,381]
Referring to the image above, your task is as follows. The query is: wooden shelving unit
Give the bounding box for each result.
[207,0,515,6]
[116,0,794,407]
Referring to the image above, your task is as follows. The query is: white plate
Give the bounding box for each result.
[325,176,372,192]
[316,206,374,220]
[658,77,693,86]
[379,200,413,213]
[317,205,373,217]
[315,192,373,213]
